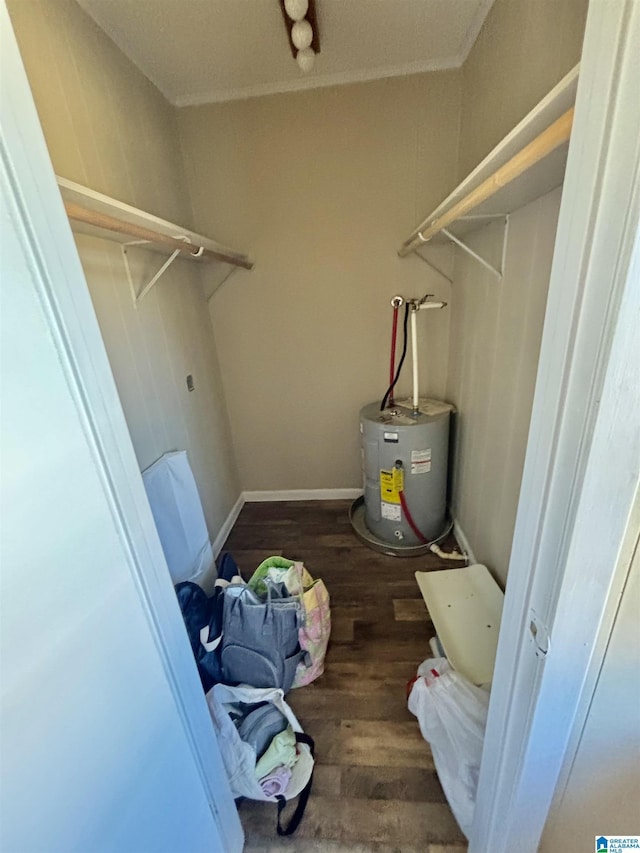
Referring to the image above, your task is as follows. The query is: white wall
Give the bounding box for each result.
[447,189,562,585]
[178,72,461,491]
[446,0,588,584]
[458,0,589,177]
[7,0,241,544]
[539,534,640,851]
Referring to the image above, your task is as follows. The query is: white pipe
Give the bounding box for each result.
[418,301,447,310]
[410,299,447,414]
[430,543,467,561]
[411,306,419,414]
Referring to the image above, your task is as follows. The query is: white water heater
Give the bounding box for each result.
[360,398,454,546]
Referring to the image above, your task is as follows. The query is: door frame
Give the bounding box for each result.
[471,0,640,850]
[0,5,244,851]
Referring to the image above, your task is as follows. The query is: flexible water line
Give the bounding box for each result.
[399,486,467,561]
[389,299,401,406]
[381,296,445,412]
[399,489,426,542]
[380,302,409,411]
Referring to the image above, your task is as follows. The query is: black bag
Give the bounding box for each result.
[175,552,241,691]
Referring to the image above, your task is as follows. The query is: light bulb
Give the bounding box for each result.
[284,0,308,21]
[296,47,315,73]
[291,19,313,50]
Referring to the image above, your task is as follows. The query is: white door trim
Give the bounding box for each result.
[471,1,640,850]
[0,6,243,851]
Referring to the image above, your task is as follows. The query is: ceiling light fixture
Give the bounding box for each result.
[296,47,315,72]
[291,19,313,50]
[279,0,320,74]
[283,0,308,21]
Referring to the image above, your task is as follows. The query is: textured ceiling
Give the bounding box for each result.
[77,0,495,105]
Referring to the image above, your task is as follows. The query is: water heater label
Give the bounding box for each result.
[381,502,401,521]
[411,448,432,474]
[383,432,399,443]
[380,468,404,504]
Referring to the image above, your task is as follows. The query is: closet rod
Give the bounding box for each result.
[64,201,254,270]
[399,108,574,256]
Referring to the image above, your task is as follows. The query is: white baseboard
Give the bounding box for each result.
[211,488,362,556]
[453,516,477,564]
[243,488,363,503]
[212,492,245,557]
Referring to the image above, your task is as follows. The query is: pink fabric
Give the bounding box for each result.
[292,575,331,688]
[259,765,292,797]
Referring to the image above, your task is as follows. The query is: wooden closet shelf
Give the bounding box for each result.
[399,65,579,255]
[57,176,254,271]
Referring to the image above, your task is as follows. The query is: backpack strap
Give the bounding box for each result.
[275,733,315,837]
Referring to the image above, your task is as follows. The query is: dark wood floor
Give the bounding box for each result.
[222,500,467,853]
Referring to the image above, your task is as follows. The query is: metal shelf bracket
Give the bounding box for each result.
[122,235,202,306]
[411,248,453,284]
[416,214,510,281]
[206,265,240,303]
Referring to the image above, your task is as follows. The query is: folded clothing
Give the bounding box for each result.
[259,765,292,797]
[248,556,313,598]
[255,725,297,779]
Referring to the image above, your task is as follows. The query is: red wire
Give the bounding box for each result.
[389,305,399,406]
[399,490,429,544]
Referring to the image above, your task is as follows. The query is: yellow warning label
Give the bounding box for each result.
[380,468,404,504]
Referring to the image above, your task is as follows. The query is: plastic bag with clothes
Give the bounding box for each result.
[207,683,315,836]
[407,657,489,838]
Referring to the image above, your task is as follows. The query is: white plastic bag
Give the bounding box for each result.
[408,657,489,838]
[206,683,314,802]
